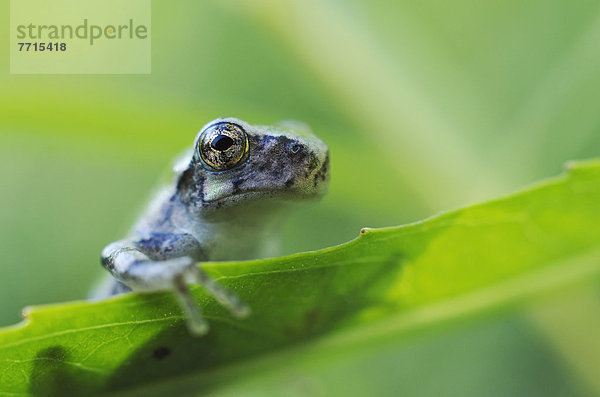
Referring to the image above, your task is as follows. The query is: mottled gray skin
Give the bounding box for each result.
[95,117,329,334]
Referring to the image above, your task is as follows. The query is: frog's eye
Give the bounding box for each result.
[197,122,249,171]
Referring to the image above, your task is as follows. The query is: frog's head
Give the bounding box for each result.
[178,117,329,208]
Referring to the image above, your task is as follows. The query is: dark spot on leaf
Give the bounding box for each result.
[152,347,171,360]
[30,346,96,396]
[303,309,320,332]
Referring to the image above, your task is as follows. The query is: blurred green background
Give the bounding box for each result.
[1,0,599,395]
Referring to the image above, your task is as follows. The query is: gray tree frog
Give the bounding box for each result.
[94,117,329,335]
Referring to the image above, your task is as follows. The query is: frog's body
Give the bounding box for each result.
[95,117,329,334]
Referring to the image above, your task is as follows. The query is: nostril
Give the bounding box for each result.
[290,144,302,154]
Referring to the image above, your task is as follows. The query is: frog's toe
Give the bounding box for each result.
[171,273,209,336]
[188,265,251,319]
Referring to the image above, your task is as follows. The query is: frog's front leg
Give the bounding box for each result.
[101,233,250,335]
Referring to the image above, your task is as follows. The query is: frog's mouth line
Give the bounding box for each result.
[205,187,326,204]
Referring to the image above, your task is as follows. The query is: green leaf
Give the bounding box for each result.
[1,159,599,396]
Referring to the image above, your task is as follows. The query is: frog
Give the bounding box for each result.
[93,117,330,335]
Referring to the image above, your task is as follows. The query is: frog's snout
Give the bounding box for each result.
[288,139,329,198]
[312,150,330,192]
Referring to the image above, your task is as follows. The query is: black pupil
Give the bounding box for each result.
[211,135,234,151]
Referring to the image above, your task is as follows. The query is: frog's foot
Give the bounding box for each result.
[129,257,250,336]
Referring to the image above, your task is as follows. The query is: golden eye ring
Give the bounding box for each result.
[197,122,249,171]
